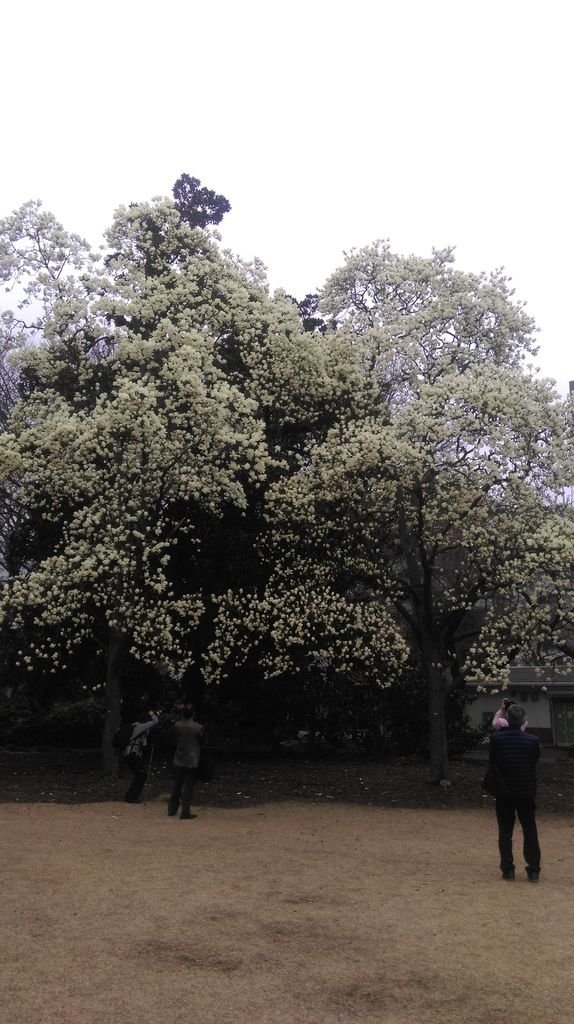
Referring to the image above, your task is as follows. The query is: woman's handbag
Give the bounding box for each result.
[198,746,216,783]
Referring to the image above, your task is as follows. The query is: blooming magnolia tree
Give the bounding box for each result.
[0,194,368,769]
[248,243,572,782]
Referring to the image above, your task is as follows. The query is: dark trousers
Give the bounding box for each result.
[168,766,198,817]
[495,796,541,873]
[124,753,148,803]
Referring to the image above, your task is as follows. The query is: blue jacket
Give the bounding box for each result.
[489,726,540,800]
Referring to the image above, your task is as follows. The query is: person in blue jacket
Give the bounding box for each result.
[489,703,541,881]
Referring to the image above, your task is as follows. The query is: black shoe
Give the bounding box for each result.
[502,868,515,880]
[180,813,196,820]
[527,869,540,882]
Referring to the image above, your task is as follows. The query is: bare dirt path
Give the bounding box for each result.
[2,799,573,1024]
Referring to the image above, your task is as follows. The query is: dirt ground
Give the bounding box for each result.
[2,752,574,1024]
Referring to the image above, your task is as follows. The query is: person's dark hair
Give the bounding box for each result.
[182,703,195,720]
[507,703,525,727]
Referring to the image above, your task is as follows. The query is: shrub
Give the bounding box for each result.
[0,694,105,748]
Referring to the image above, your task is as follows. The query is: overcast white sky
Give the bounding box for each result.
[2,0,572,392]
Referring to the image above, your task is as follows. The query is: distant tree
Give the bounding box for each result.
[0,341,21,578]
[296,293,329,335]
[172,173,231,228]
[0,342,19,431]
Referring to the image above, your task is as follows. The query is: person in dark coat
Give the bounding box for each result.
[488,703,541,881]
[168,703,204,819]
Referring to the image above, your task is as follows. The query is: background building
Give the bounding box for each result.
[466,667,574,746]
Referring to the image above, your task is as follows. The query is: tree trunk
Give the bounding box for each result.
[101,626,126,776]
[428,672,449,784]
